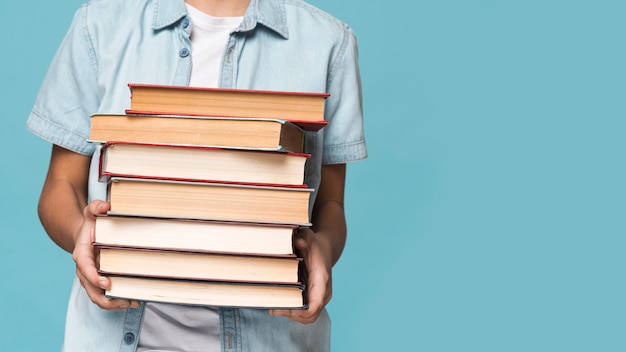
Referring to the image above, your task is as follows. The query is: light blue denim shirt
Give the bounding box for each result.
[27,0,366,351]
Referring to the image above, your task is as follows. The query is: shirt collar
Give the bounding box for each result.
[152,0,289,39]
[152,0,188,29]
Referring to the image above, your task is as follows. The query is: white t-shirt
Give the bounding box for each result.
[186,4,243,88]
[136,4,243,352]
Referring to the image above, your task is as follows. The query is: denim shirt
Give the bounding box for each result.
[27,0,366,351]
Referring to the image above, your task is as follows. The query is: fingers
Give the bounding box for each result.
[74,200,140,310]
[75,200,109,247]
[74,242,141,310]
[84,199,110,218]
[268,308,322,325]
[292,227,312,254]
[269,228,332,324]
[76,269,140,309]
[268,271,332,324]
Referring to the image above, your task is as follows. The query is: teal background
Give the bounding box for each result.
[2,0,625,350]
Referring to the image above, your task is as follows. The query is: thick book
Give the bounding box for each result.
[99,142,309,187]
[96,245,301,283]
[105,275,306,308]
[107,177,312,225]
[89,114,309,152]
[94,215,297,256]
[126,83,329,128]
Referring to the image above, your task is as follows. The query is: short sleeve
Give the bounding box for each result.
[26,4,100,155]
[321,26,367,165]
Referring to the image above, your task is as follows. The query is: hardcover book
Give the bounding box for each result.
[107,177,312,225]
[126,83,329,128]
[99,142,309,187]
[96,244,301,283]
[105,275,306,309]
[90,114,313,151]
[94,215,297,256]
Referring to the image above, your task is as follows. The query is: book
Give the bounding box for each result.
[87,84,323,309]
[96,245,301,283]
[99,142,309,187]
[94,215,297,256]
[126,83,329,127]
[105,275,306,308]
[107,177,312,225]
[89,114,309,152]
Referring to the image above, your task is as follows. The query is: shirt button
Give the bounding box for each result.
[124,332,135,345]
[179,48,190,57]
[182,17,190,28]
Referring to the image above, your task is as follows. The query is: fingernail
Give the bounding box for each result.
[98,278,108,289]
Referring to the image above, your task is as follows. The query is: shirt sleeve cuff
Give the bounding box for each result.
[26,110,95,156]
[322,140,368,164]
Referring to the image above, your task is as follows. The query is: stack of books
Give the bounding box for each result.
[89,84,329,308]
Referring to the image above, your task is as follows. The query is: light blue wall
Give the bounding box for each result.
[2,0,625,350]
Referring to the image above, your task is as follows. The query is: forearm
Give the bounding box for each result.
[38,145,91,253]
[269,164,347,322]
[38,179,87,253]
[37,146,136,310]
[310,163,348,266]
[311,198,346,266]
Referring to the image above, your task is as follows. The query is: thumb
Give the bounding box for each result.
[84,200,110,218]
[293,228,313,254]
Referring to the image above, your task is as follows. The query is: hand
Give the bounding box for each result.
[268,228,333,324]
[72,200,141,310]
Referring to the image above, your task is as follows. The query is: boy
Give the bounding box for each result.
[27,0,366,350]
